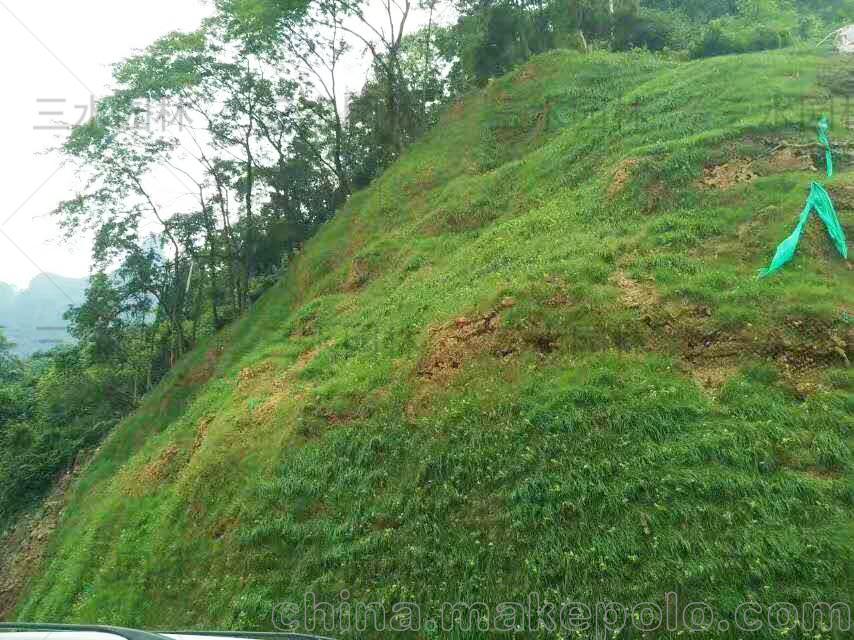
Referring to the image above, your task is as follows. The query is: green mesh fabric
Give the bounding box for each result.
[760,182,848,277]
[818,115,833,178]
[760,119,848,277]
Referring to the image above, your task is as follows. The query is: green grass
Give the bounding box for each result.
[13,49,853,639]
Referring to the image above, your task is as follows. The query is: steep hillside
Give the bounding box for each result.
[11,50,853,636]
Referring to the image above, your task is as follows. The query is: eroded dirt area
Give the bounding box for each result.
[0,453,92,618]
[609,158,639,198]
[699,158,758,190]
[612,270,852,395]
[699,141,819,190]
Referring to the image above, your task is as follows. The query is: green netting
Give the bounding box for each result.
[760,181,848,277]
[818,115,833,178]
[759,118,848,277]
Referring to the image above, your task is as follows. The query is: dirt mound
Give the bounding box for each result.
[699,158,757,190]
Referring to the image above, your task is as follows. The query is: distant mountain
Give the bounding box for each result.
[0,282,14,312]
[0,274,88,357]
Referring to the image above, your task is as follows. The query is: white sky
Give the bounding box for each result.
[0,0,212,289]
[0,0,451,291]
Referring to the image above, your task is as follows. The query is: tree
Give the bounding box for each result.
[0,330,19,384]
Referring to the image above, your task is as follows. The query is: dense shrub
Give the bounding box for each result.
[613,8,695,52]
[0,344,124,526]
[691,16,795,58]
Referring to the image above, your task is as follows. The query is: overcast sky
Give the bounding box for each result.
[0,0,451,292]
[0,0,212,289]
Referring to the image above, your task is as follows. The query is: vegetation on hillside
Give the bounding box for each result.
[8,46,852,638]
[3,0,854,533]
[0,330,128,528]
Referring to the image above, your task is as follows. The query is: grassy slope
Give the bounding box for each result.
[14,50,853,637]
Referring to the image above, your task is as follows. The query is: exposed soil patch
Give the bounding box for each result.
[828,184,854,211]
[251,395,285,423]
[372,515,401,531]
[514,65,538,85]
[679,326,746,392]
[140,445,181,485]
[294,342,331,373]
[611,271,660,308]
[343,258,372,292]
[182,345,225,387]
[238,343,330,395]
[123,414,220,498]
[544,276,572,307]
[699,158,758,190]
[767,317,852,371]
[0,453,92,618]
[527,102,552,145]
[644,180,672,213]
[614,267,851,393]
[290,313,317,338]
[243,342,335,425]
[416,299,520,383]
[765,146,814,172]
[794,466,844,481]
[799,211,853,261]
[404,165,437,196]
[123,444,183,496]
[238,361,276,388]
[191,416,213,457]
[687,362,741,390]
[609,158,639,199]
[675,310,848,393]
[417,310,503,382]
[320,410,360,425]
[547,290,572,307]
[211,516,240,541]
[699,142,820,191]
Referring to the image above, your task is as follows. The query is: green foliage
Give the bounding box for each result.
[448,0,854,84]
[6,0,854,628]
[690,4,798,59]
[0,330,20,382]
[13,49,852,637]
[0,345,124,525]
[617,9,692,54]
